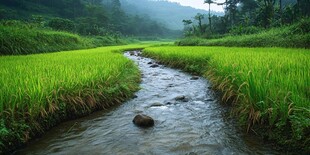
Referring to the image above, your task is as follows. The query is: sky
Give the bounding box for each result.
[167,0,225,12]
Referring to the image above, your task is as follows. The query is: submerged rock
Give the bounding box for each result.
[133,110,143,113]
[147,62,153,64]
[150,102,164,107]
[167,84,174,87]
[150,64,159,68]
[129,51,135,56]
[165,101,174,105]
[190,76,199,80]
[175,95,189,102]
[133,114,154,127]
[161,77,171,80]
[152,73,159,76]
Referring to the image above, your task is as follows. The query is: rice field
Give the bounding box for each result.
[0,44,151,153]
[143,46,310,151]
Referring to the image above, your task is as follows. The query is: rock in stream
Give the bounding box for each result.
[133,114,154,128]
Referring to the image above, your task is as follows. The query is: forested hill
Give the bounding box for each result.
[120,0,224,30]
[0,0,180,37]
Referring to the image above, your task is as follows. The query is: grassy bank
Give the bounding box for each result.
[176,19,310,48]
[0,21,132,55]
[0,44,153,154]
[143,46,310,153]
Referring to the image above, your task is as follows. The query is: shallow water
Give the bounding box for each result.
[15,51,281,155]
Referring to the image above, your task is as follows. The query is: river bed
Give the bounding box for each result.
[14,51,281,155]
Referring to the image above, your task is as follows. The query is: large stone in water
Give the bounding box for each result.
[133,114,154,127]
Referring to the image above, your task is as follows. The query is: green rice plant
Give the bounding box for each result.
[143,46,310,152]
[0,43,154,153]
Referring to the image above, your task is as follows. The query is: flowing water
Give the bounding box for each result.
[15,51,282,155]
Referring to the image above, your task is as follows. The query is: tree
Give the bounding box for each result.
[215,0,240,27]
[204,0,215,31]
[296,0,310,17]
[282,4,295,24]
[182,19,193,36]
[256,0,276,27]
[109,0,127,32]
[212,15,230,34]
[239,0,258,26]
[194,13,205,34]
[226,0,240,27]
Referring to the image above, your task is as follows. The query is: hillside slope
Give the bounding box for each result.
[120,0,224,30]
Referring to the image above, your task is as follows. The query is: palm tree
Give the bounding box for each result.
[204,0,215,31]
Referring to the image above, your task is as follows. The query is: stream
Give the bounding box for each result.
[15,51,282,155]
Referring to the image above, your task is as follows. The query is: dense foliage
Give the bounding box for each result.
[143,46,310,153]
[177,18,310,48]
[182,0,310,40]
[0,0,179,37]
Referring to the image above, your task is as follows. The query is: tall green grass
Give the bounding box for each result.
[143,46,310,152]
[0,44,151,153]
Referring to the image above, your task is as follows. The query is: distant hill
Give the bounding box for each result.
[0,0,184,37]
[120,0,224,30]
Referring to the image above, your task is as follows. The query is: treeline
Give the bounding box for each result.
[177,18,310,48]
[0,0,179,37]
[182,0,309,37]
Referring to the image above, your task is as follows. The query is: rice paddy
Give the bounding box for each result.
[1,43,309,153]
[143,46,310,151]
[0,44,151,153]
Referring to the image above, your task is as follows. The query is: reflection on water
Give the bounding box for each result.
[15,51,281,155]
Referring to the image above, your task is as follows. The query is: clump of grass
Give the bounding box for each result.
[0,44,153,154]
[143,46,310,153]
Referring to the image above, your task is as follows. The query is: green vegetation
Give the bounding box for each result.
[0,0,179,38]
[0,20,133,55]
[143,46,310,153]
[0,44,154,154]
[0,0,182,55]
[177,18,310,48]
[180,0,309,48]
[0,0,309,154]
